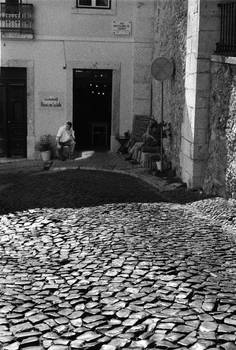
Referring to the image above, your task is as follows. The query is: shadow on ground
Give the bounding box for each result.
[0,168,210,215]
[0,169,163,215]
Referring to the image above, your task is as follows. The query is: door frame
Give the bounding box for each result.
[67,60,121,152]
[0,60,35,158]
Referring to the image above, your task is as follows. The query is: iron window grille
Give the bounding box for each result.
[0,1,33,34]
[215,2,236,56]
[76,0,111,9]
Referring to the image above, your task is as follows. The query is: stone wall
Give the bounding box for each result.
[152,0,187,174]
[203,60,236,197]
[180,0,220,188]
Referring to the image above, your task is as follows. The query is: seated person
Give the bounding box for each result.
[126,119,161,163]
[56,121,76,160]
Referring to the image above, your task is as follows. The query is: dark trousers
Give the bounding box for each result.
[57,140,74,160]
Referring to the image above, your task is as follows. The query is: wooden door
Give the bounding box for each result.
[7,83,27,157]
[0,68,27,158]
[0,85,7,156]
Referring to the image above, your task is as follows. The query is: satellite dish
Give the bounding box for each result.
[151,57,174,81]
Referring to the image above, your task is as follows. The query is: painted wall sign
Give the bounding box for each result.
[39,92,64,109]
[112,20,132,36]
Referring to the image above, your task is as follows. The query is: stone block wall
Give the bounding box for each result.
[152,0,188,174]
[203,59,236,197]
[181,0,220,188]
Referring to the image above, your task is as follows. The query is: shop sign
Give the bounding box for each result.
[112,20,132,36]
[39,92,64,109]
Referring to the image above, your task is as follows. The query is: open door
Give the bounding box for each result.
[73,69,112,151]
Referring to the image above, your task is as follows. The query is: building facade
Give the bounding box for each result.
[0,0,235,197]
[0,0,155,158]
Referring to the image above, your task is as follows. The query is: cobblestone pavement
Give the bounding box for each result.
[1,202,236,350]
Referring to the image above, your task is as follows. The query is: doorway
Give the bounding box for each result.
[0,67,27,158]
[73,69,112,151]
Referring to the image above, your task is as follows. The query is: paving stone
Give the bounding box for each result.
[108,338,130,347]
[224,318,236,326]
[34,323,50,332]
[116,309,131,318]
[178,335,197,346]
[28,314,48,324]
[198,314,215,322]
[185,320,200,328]
[83,315,105,323]
[70,318,82,327]
[173,325,195,333]
[130,339,149,348]
[2,342,20,350]
[199,322,218,332]
[190,341,213,350]
[10,322,33,334]
[14,331,42,340]
[221,343,236,350]
[73,331,101,342]
[122,318,138,327]
[218,324,236,333]
[100,346,116,350]
[21,337,40,346]
[198,332,216,340]
[218,334,236,341]
[202,302,215,312]
[165,332,184,342]
[42,332,59,340]
[0,335,14,343]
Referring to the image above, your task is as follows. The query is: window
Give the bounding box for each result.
[76,0,111,9]
[215,2,236,57]
[5,0,19,14]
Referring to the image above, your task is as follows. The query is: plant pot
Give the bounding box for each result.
[40,150,51,162]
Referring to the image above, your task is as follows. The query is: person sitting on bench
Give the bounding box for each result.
[56,121,76,160]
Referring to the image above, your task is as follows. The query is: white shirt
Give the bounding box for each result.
[57,125,75,143]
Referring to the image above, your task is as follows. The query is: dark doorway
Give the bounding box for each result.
[73,69,112,151]
[0,68,27,158]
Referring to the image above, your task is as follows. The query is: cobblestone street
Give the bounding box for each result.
[0,165,236,349]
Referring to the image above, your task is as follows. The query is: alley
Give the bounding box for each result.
[0,167,236,349]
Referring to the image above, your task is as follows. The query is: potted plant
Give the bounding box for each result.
[35,134,52,162]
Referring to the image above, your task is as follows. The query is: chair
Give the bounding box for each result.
[91,122,108,147]
[131,115,153,142]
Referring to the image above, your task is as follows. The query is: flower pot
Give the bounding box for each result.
[40,150,51,162]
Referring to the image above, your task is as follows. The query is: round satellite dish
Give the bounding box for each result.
[151,57,174,81]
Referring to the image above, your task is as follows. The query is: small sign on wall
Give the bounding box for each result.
[39,92,64,109]
[112,20,132,36]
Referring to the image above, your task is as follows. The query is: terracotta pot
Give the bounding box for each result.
[40,150,51,162]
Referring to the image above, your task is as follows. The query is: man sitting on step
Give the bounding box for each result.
[56,121,76,160]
